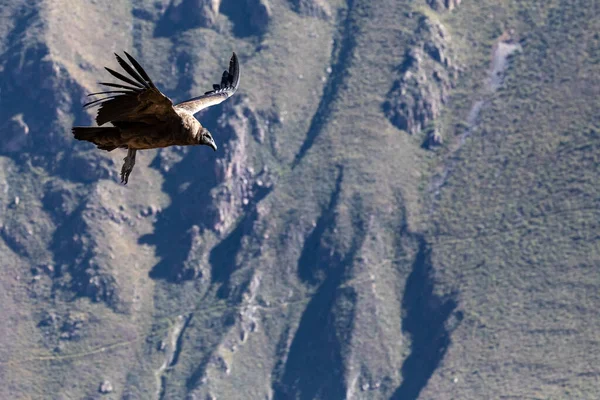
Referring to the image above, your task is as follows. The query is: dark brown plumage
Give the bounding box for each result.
[73,51,240,184]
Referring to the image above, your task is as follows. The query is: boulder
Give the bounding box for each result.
[99,380,113,394]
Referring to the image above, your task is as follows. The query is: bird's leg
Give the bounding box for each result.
[120,148,137,184]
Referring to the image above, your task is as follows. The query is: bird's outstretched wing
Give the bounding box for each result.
[84,52,178,126]
[174,52,240,115]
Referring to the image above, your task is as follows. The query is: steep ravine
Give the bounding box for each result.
[392,235,460,400]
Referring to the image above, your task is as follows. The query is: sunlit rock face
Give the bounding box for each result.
[162,0,222,29]
[384,16,457,136]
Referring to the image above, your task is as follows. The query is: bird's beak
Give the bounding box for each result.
[209,139,217,152]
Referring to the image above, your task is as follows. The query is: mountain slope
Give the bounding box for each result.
[0,0,598,399]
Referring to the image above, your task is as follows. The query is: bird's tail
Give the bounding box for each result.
[72,126,123,151]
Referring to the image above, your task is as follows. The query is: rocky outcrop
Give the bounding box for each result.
[384,16,457,138]
[211,100,274,233]
[289,0,332,20]
[162,0,221,29]
[81,268,119,305]
[37,310,89,345]
[59,311,88,340]
[427,129,444,148]
[238,273,262,342]
[99,380,113,394]
[427,0,461,11]
[156,0,271,36]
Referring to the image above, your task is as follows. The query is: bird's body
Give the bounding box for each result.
[75,109,201,150]
[72,51,240,183]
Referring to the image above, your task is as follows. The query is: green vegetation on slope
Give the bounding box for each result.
[1,0,599,399]
[423,1,600,398]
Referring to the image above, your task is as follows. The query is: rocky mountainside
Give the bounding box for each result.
[1,0,599,399]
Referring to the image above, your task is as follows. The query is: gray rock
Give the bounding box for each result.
[99,380,113,394]
[427,129,444,148]
[384,16,457,136]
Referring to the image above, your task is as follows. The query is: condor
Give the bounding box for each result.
[73,51,240,184]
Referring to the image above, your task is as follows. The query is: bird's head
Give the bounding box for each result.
[197,127,217,151]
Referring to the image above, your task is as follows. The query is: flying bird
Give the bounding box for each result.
[72,51,240,184]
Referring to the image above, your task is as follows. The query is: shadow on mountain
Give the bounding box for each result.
[185,353,214,392]
[292,0,358,168]
[219,0,270,38]
[272,169,365,400]
[140,46,223,282]
[142,138,220,281]
[296,167,344,284]
[209,182,272,298]
[390,235,461,400]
